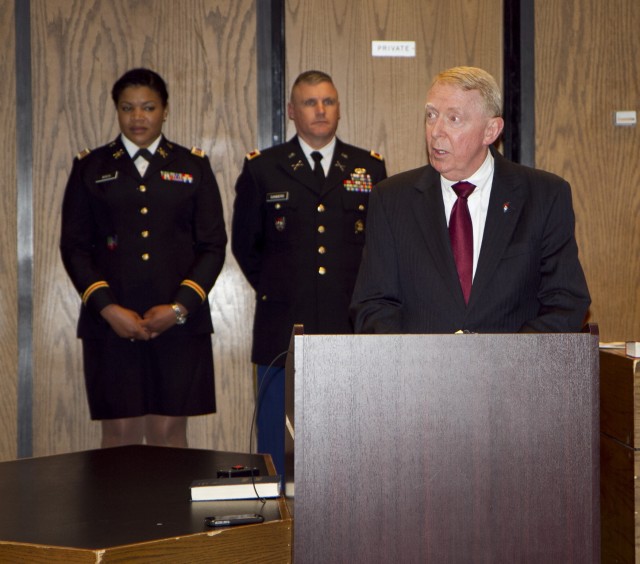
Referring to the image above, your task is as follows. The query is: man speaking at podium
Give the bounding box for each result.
[350,66,590,334]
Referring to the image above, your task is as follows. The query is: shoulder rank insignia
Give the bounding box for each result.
[191,147,206,158]
[76,148,91,160]
[370,150,384,161]
[246,149,261,160]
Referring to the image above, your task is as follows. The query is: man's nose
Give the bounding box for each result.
[429,118,443,137]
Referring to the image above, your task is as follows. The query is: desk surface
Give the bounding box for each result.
[0,445,286,551]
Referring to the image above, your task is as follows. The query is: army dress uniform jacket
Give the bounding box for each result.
[232,136,387,366]
[60,136,227,339]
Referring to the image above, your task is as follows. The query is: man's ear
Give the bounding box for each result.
[484,116,504,146]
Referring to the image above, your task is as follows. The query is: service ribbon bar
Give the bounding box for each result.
[161,171,194,184]
[343,168,373,193]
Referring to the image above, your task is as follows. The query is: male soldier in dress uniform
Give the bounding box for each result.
[232,70,387,475]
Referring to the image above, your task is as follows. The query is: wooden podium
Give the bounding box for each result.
[285,327,600,563]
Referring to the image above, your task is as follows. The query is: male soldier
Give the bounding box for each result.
[232,70,387,475]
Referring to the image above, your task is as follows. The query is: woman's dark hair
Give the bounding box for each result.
[111,68,169,106]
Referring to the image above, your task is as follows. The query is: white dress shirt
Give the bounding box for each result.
[441,151,495,280]
[121,134,162,176]
[298,136,336,177]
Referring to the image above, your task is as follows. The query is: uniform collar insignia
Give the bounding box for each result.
[334,160,345,172]
[291,159,305,171]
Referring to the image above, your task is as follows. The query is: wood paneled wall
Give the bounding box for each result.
[0,0,18,461]
[285,0,503,176]
[27,0,258,459]
[535,0,640,342]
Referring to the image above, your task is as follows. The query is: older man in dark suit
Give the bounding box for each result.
[351,66,590,334]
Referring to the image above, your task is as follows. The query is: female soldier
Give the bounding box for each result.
[60,68,226,448]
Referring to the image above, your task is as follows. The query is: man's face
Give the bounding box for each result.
[116,85,167,149]
[288,81,340,149]
[425,82,503,181]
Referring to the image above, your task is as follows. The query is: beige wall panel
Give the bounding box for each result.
[0,0,18,462]
[31,0,257,456]
[536,0,640,342]
[285,0,503,176]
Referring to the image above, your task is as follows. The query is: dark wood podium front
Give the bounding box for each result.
[0,446,291,563]
[286,331,600,563]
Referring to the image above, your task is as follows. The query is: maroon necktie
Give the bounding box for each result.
[449,181,476,304]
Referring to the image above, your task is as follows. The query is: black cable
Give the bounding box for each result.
[249,349,289,501]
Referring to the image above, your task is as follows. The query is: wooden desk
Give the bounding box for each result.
[600,348,640,563]
[0,446,291,563]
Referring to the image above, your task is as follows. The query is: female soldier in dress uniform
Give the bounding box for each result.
[60,68,227,448]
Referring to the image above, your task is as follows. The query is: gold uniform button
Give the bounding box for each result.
[358,204,365,211]
[275,203,281,210]
[139,185,147,193]
[261,294,268,301]
[140,207,148,215]
[318,246,326,254]
[317,204,326,212]
[141,230,149,238]
[318,267,326,275]
[141,253,150,261]
[317,225,325,233]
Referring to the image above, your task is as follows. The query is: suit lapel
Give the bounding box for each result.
[410,168,465,306]
[408,151,527,312]
[467,152,526,308]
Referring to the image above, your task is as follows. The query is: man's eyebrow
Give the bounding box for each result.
[425,103,464,113]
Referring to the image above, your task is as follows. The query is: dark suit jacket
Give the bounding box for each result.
[350,148,590,334]
[60,136,227,338]
[232,136,387,365]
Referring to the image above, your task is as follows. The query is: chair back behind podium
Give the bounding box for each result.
[284,326,599,563]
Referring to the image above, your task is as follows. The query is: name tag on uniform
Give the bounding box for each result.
[95,171,119,184]
[266,192,289,203]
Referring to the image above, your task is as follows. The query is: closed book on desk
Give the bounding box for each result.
[191,475,281,501]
